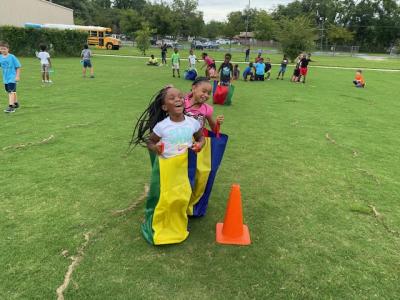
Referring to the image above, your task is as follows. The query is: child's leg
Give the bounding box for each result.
[172,68,175,77]
[177,68,180,78]
[42,65,46,81]
[90,67,94,77]
[82,66,86,77]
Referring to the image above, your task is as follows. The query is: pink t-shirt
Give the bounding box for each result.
[184,94,213,128]
[204,56,214,66]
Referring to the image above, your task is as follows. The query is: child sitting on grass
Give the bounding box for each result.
[147,54,159,66]
[243,62,254,81]
[353,69,365,88]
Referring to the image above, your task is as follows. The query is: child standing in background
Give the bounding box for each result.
[218,53,233,86]
[81,44,94,78]
[171,48,180,78]
[276,55,288,80]
[36,44,52,83]
[0,41,21,113]
[233,64,240,80]
[264,58,272,80]
[188,49,197,70]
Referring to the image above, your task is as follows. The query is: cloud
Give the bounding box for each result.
[197,0,293,22]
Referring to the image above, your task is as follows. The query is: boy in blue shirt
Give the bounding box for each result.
[254,58,266,81]
[243,62,254,81]
[0,41,21,113]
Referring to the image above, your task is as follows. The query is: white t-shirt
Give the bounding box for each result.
[188,54,196,67]
[152,116,201,158]
[36,51,50,65]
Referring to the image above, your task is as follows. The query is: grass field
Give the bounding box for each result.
[1,54,400,299]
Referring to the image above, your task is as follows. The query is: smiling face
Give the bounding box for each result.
[0,45,9,55]
[192,81,212,105]
[161,88,185,120]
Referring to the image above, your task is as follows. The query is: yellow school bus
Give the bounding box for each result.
[30,24,121,50]
[86,26,121,50]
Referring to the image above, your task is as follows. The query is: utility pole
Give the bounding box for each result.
[320,17,324,51]
[245,0,250,47]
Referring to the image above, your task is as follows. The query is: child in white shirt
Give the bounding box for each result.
[35,44,52,83]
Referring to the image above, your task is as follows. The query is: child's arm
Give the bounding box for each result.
[15,67,21,82]
[192,128,205,151]
[146,132,163,155]
[206,114,224,132]
[48,58,52,68]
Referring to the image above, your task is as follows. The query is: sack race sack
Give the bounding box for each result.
[141,151,196,245]
[212,81,234,105]
[184,69,197,81]
[187,127,228,217]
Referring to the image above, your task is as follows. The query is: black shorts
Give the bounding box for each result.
[293,69,300,77]
[4,83,16,93]
[83,60,92,68]
[255,74,264,81]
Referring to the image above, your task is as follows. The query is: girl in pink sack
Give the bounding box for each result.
[201,53,217,79]
[184,77,224,132]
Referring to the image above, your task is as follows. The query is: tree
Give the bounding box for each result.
[120,9,144,38]
[113,0,146,11]
[327,25,354,46]
[203,21,225,39]
[254,10,277,41]
[143,3,177,38]
[171,0,204,37]
[135,23,152,55]
[275,16,317,61]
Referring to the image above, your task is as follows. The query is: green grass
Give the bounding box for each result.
[1,55,400,299]
[94,46,400,70]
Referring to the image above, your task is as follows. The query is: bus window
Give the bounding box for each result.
[99,31,104,37]
[90,31,98,37]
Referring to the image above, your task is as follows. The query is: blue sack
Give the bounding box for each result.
[184,69,197,81]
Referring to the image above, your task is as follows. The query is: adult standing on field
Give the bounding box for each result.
[161,42,168,66]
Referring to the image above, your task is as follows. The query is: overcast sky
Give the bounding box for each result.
[197,0,293,23]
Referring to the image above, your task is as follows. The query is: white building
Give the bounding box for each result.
[0,0,74,27]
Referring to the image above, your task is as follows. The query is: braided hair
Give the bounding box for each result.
[130,86,172,149]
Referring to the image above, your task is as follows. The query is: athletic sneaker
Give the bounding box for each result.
[4,106,16,113]
[13,102,19,109]
[90,75,95,78]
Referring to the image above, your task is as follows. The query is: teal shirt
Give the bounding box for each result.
[0,54,21,84]
[171,53,180,64]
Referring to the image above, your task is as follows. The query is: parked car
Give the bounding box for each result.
[191,41,205,50]
[156,39,176,48]
[216,39,231,45]
[204,41,219,49]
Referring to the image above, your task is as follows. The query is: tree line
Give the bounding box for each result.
[50,0,400,53]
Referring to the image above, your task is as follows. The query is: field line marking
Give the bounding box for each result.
[93,54,400,72]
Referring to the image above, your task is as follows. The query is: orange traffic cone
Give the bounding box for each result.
[216,184,251,245]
